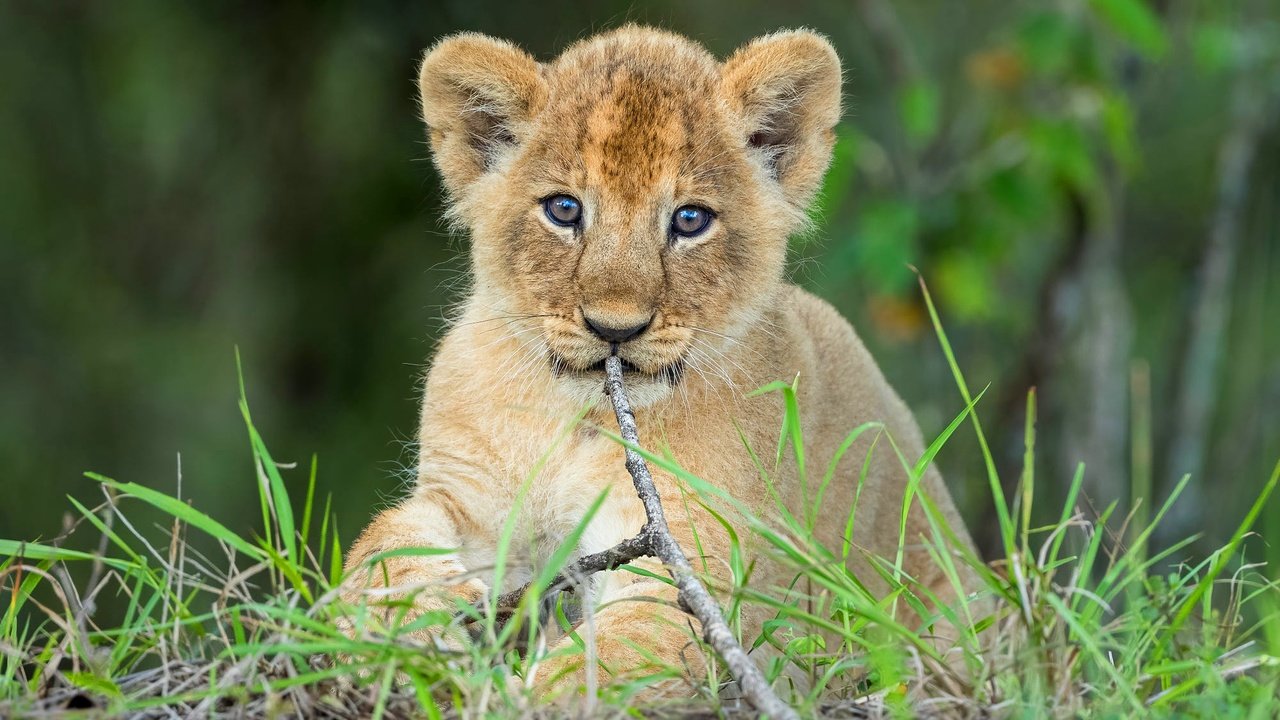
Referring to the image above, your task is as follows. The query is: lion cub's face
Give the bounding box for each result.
[419,27,841,404]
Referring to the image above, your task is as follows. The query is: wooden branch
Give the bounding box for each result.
[474,357,797,718]
[601,356,797,720]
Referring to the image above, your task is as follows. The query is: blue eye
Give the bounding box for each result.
[671,205,713,238]
[543,194,582,226]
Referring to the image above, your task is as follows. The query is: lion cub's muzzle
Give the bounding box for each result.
[540,306,689,391]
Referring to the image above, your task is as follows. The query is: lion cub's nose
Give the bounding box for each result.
[583,314,652,344]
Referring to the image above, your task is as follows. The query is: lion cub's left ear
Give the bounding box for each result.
[418,33,547,198]
[721,30,842,209]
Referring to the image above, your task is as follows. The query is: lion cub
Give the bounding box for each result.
[343,26,979,694]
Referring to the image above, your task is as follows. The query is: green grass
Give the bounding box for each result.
[3,302,1279,718]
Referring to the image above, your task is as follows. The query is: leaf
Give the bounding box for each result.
[1192,24,1238,73]
[1089,0,1169,59]
[899,79,940,145]
[1017,12,1075,74]
[935,252,996,320]
[1100,91,1137,170]
[853,200,919,294]
[1028,120,1097,192]
[984,166,1051,224]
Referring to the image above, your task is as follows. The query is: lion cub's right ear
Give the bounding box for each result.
[418,34,547,197]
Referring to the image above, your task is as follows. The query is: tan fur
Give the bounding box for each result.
[342,26,979,697]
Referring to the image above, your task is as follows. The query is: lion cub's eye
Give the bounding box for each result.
[543,195,583,227]
[670,205,713,238]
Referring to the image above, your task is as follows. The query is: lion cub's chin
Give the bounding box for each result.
[552,372,674,409]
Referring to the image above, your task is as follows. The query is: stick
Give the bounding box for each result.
[601,355,797,720]
[478,357,797,718]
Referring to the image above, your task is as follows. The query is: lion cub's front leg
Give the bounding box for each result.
[338,493,485,644]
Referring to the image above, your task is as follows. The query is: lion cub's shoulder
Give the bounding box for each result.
[778,285,866,354]
[769,284,897,409]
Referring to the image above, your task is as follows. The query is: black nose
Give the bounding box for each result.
[583,315,651,343]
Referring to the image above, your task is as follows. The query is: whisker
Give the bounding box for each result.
[454,313,558,329]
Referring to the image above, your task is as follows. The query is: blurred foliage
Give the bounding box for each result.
[1,1,1277,562]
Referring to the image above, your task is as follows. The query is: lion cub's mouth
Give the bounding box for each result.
[548,353,685,385]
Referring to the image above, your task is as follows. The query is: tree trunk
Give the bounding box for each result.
[1162,76,1277,541]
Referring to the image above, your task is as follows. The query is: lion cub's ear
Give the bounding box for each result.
[721,30,842,209]
[418,33,547,197]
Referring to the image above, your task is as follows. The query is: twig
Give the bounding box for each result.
[478,357,797,718]
[601,355,797,720]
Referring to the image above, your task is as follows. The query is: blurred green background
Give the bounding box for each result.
[1,0,1277,561]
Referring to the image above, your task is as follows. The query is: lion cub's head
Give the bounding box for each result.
[419,26,841,405]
